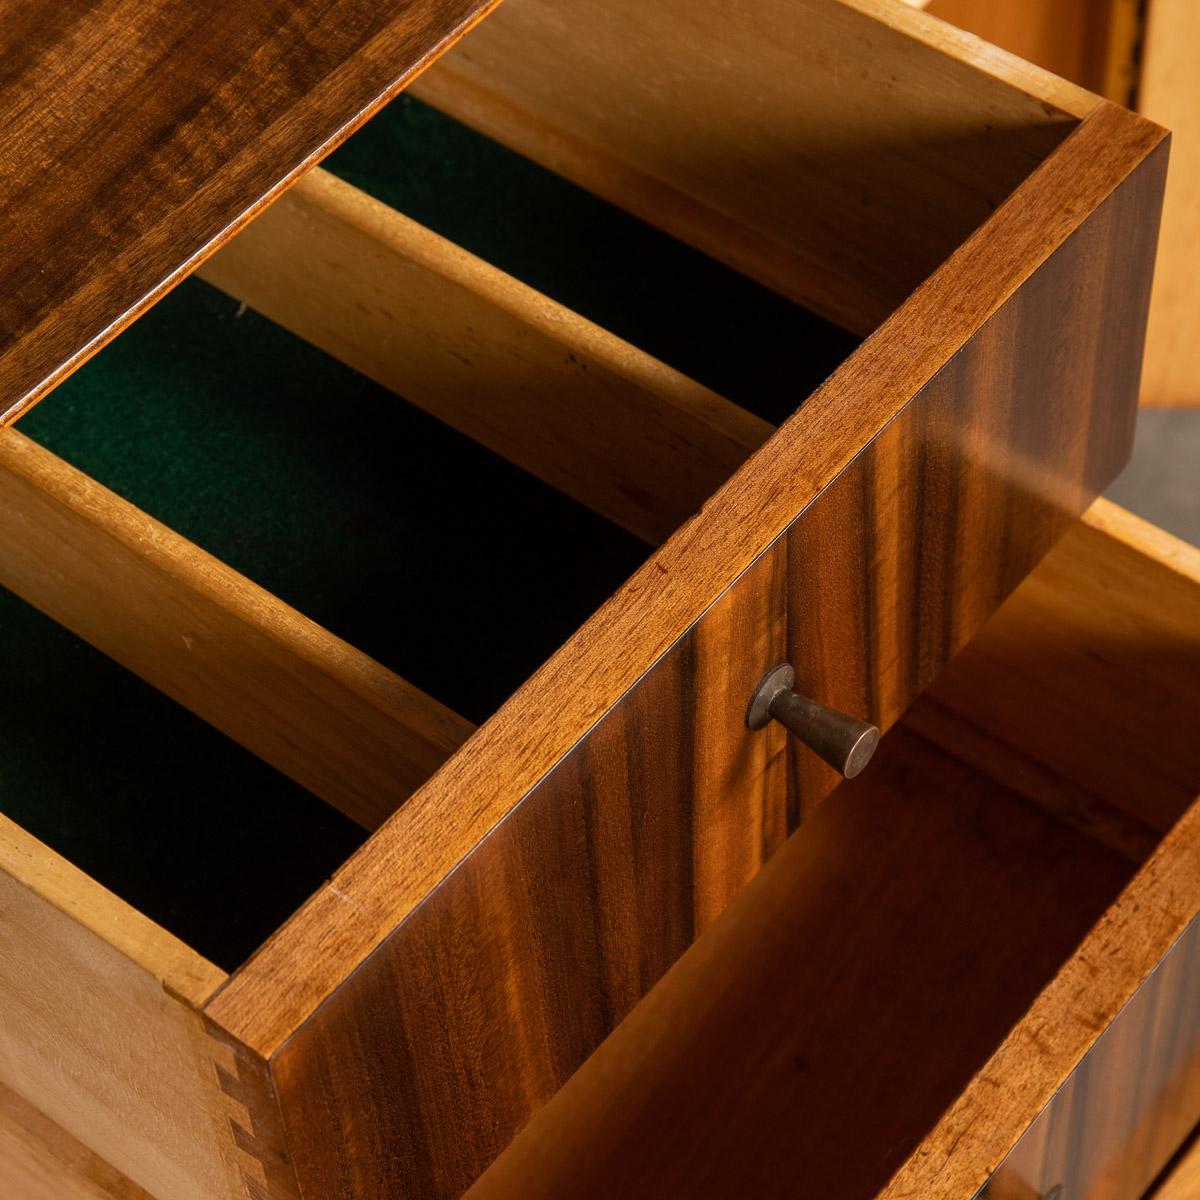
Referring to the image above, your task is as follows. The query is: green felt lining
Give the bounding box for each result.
[4,97,859,970]
[324,97,860,423]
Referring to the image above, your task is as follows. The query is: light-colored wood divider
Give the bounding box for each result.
[198,167,772,546]
[1152,1126,1200,1200]
[0,428,473,831]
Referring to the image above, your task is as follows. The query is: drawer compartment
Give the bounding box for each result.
[463,500,1200,1200]
[0,1,1171,1197]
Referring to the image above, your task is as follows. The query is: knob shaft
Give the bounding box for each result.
[745,664,880,779]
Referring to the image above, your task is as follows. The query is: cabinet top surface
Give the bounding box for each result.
[0,0,498,426]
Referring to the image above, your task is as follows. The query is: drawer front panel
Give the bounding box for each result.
[272,548,791,1198]
[983,912,1200,1200]
[262,115,1167,1200]
[781,161,1154,817]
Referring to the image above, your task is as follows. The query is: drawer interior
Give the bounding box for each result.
[19,279,652,727]
[0,588,364,970]
[464,500,1200,1200]
[0,0,1093,978]
[324,95,862,418]
[1,99,855,972]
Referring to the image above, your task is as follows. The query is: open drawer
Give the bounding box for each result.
[462,499,1200,1200]
[0,1,1172,1198]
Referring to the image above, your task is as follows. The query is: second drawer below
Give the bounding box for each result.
[458,498,1200,1200]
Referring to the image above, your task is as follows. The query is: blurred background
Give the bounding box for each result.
[903,0,1200,544]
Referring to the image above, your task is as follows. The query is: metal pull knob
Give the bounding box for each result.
[745,663,880,779]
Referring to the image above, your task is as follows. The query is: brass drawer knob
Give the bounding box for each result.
[745,664,880,779]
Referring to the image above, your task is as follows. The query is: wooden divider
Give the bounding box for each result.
[0,429,473,831]
[198,167,771,545]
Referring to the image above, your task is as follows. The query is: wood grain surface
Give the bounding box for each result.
[271,547,793,1199]
[0,428,473,831]
[918,504,1200,1200]
[906,500,1200,857]
[923,0,1139,101]
[211,98,1165,1054]
[0,1082,153,1200]
[918,0,1200,406]
[884,794,1200,1200]
[983,912,1200,1200]
[0,0,499,426]
[202,104,1166,1200]
[0,816,252,1199]
[197,167,771,544]
[412,0,1096,335]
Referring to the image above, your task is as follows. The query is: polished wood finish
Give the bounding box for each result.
[920,0,1200,406]
[212,97,1165,1051]
[0,1082,152,1200]
[0,5,1175,1196]
[888,802,1200,1200]
[199,104,1167,1200]
[412,0,1096,336]
[462,726,1136,1200]
[0,0,500,427]
[885,509,1200,1200]
[198,167,770,544]
[272,547,791,1199]
[458,501,1200,1200]
[0,428,472,832]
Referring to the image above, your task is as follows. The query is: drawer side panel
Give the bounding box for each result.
[0,819,292,1200]
[0,1079,153,1200]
